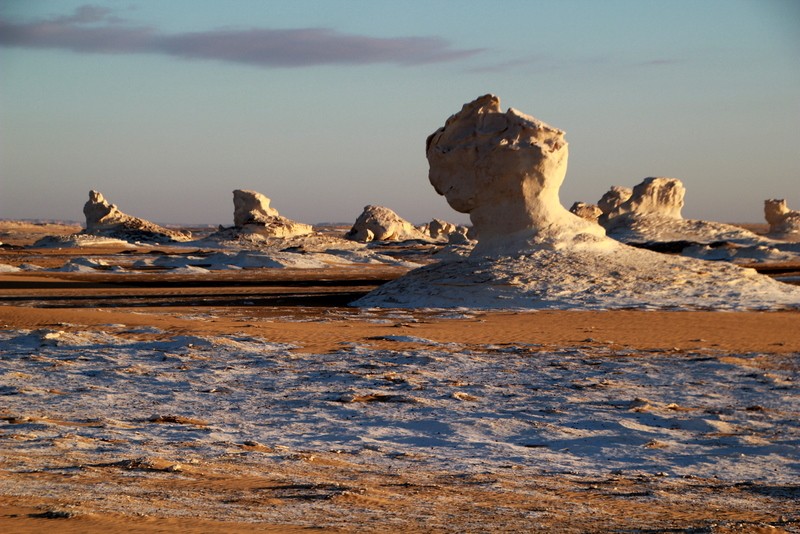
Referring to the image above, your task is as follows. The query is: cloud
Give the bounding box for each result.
[0,5,482,67]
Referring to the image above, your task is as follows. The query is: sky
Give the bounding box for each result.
[1,0,798,226]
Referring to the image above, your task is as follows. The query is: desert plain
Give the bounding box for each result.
[0,220,799,533]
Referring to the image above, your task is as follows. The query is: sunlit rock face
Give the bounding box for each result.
[83,190,191,242]
[603,177,685,222]
[598,178,760,244]
[569,202,603,222]
[233,189,279,227]
[425,94,605,254]
[346,205,426,242]
[231,189,312,238]
[765,199,800,237]
[597,186,633,221]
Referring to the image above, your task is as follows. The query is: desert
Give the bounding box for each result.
[2,93,800,533]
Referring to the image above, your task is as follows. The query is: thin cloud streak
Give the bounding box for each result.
[0,5,483,67]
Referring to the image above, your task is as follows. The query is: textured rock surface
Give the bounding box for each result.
[599,178,759,245]
[765,199,800,237]
[231,189,312,238]
[83,190,191,242]
[233,189,279,227]
[426,94,605,254]
[602,177,685,222]
[354,95,799,310]
[597,186,633,219]
[346,205,426,242]
[426,219,459,240]
[569,202,602,222]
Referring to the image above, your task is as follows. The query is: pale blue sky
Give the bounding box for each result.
[1,0,798,225]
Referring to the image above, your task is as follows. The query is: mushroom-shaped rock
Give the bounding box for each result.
[346,205,426,242]
[82,190,191,243]
[426,94,605,253]
[352,95,800,310]
[231,190,312,238]
[569,202,602,223]
[765,199,800,237]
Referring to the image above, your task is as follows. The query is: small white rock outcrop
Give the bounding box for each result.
[231,189,312,238]
[83,190,191,242]
[569,202,602,222]
[765,199,800,237]
[346,205,426,242]
[597,186,633,219]
[602,177,685,222]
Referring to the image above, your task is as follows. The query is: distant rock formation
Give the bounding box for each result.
[426,94,605,254]
[230,189,312,238]
[569,202,602,222]
[602,177,684,222]
[83,190,191,243]
[597,186,633,220]
[346,205,426,242]
[765,199,800,237]
[598,178,758,245]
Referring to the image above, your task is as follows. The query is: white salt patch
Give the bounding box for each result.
[1,330,797,484]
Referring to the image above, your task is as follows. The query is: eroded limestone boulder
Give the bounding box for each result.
[426,94,605,253]
[83,190,191,242]
[598,178,759,244]
[765,199,800,237]
[597,186,633,218]
[569,202,602,222]
[346,205,426,242]
[231,189,312,238]
[602,177,685,222]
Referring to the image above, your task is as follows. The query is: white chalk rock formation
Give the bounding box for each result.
[354,95,800,310]
[82,190,191,243]
[569,202,602,222]
[346,205,426,242]
[230,189,312,238]
[603,177,684,221]
[600,178,759,244]
[765,199,800,238]
[427,94,605,254]
[597,186,632,217]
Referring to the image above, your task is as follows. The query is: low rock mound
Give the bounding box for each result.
[346,205,426,242]
[83,190,191,243]
[355,95,800,310]
[765,199,800,239]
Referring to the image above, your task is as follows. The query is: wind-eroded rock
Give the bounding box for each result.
[569,202,603,222]
[426,94,605,254]
[346,205,426,242]
[83,190,191,243]
[231,189,312,238]
[765,199,800,237]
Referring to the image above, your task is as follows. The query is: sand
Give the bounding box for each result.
[1,222,799,532]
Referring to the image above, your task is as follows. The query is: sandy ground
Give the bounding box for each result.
[0,221,798,532]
